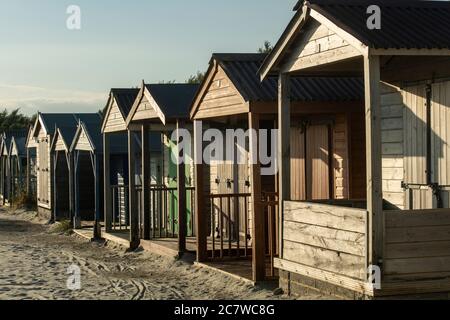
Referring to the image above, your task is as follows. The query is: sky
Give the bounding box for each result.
[0,0,298,115]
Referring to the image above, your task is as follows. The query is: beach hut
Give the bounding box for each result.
[124,82,199,254]
[49,126,79,221]
[190,53,363,282]
[70,116,103,235]
[259,0,450,298]
[28,113,101,220]
[0,129,28,205]
[9,135,28,201]
[102,88,139,236]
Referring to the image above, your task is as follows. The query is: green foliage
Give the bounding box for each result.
[258,41,273,54]
[0,108,35,132]
[186,71,205,84]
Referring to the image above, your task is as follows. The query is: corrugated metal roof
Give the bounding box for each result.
[12,136,27,157]
[111,88,140,118]
[302,0,450,49]
[214,53,363,102]
[40,113,101,136]
[145,84,200,119]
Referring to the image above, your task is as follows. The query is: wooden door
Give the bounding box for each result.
[307,125,330,200]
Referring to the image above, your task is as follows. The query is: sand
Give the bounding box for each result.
[0,208,329,300]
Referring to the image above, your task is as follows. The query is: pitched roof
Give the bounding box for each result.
[2,129,28,156]
[37,113,101,136]
[301,0,450,50]
[145,84,200,119]
[111,88,140,117]
[10,136,27,157]
[213,53,363,102]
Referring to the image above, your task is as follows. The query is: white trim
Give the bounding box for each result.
[144,87,166,125]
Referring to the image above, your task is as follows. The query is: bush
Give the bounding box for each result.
[11,191,36,211]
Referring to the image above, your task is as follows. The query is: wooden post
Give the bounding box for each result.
[103,133,112,233]
[53,152,58,221]
[128,130,140,249]
[177,120,187,256]
[194,120,207,261]
[93,153,102,240]
[141,125,151,240]
[364,54,383,276]
[278,73,291,259]
[249,112,265,282]
[73,151,81,229]
[67,151,74,223]
[26,148,31,197]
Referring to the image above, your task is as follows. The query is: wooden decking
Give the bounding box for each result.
[74,228,277,284]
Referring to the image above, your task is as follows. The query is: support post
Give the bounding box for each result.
[177,120,187,256]
[67,152,74,223]
[364,54,383,277]
[53,152,58,221]
[194,120,207,261]
[104,133,112,233]
[128,130,140,249]
[141,125,151,240]
[249,112,265,282]
[26,148,31,197]
[73,151,81,229]
[278,73,291,259]
[93,153,102,240]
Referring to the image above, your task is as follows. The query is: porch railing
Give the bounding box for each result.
[209,193,252,260]
[111,185,129,231]
[262,191,279,277]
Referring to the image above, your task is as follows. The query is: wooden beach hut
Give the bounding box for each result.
[70,115,103,235]
[190,53,363,282]
[9,135,28,202]
[259,0,450,298]
[102,88,139,236]
[124,82,199,254]
[0,129,28,205]
[28,113,101,220]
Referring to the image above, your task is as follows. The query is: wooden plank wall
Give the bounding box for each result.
[384,209,450,281]
[349,112,366,199]
[306,125,330,200]
[104,100,127,133]
[74,128,93,152]
[195,66,247,119]
[290,127,306,201]
[381,83,405,209]
[284,20,360,74]
[283,201,366,280]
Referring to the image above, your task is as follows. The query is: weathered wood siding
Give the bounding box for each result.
[290,127,306,200]
[282,20,360,74]
[384,209,450,281]
[283,201,366,280]
[132,94,159,122]
[349,112,366,199]
[54,134,67,152]
[104,100,127,133]
[195,66,248,119]
[381,83,405,209]
[73,128,92,152]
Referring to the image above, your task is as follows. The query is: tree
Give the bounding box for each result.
[0,108,35,132]
[258,41,273,54]
[186,71,205,84]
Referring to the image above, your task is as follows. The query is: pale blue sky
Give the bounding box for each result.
[0,0,298,114]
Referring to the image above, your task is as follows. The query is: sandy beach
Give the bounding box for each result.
[0,208,328,300]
